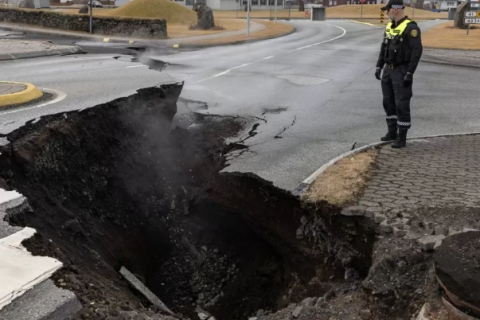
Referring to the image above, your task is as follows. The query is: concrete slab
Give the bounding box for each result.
[0,279,82,320]
[0,227,63,309]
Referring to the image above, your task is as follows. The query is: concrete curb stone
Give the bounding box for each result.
[0,46,84,61]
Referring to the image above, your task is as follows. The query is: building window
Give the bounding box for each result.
[329,0,332,4]
[447,1,454,5]
[260,0,267,5]
[333,0,337,4]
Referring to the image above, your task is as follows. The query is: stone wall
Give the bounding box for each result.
[0,8,167,38]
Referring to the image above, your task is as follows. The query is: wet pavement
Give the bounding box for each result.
[2,19,480,191]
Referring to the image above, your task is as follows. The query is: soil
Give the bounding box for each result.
[0,84,367,320]
[0,82,460,320]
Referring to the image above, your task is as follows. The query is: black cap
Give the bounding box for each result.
[381,0,405,11]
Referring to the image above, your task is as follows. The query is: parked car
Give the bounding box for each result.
[88,1,103,7]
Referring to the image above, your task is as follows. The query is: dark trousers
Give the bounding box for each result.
[381,65,413,130]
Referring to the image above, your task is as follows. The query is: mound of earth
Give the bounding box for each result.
[108,0,197,24]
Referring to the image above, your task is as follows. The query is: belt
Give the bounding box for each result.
[387,63,407,69]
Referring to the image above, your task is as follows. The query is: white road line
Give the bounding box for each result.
[125,65,147,68]
[0,88,67,115]
[193,22,347,85]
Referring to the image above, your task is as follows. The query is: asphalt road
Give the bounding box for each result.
[2,20,480,191]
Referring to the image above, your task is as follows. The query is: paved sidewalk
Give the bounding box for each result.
[0,39,82,61]
[359,135,480,213]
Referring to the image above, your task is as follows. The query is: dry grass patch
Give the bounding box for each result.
[183,19,293,45]
[326,4,446,19]
[107,0,197,24]
[59,8,113,16]
[213,5,446,19]
[423,21,480,50]
[303,148,379,206]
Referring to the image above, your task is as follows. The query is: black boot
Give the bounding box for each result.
[391,128,407,148]
[381,126,397,142]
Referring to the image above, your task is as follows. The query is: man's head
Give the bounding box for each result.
[381,0,406,21]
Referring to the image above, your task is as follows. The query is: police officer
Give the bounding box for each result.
[375,0,423,148]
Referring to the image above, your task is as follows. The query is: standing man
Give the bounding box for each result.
[375,0,423,148]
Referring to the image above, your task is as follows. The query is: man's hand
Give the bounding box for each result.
[404,73,413,86]
[375,68,382,80]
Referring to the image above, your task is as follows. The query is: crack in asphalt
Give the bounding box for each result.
[274,115,297,139]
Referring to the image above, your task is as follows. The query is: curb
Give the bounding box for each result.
[175,27,296,49]
[421,56,480,68]
[0,24,146,44]
[0,81,43,108]
[292,132,480,197]
[0,46,83,62]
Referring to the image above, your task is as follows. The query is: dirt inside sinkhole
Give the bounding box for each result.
[0,84,377,320]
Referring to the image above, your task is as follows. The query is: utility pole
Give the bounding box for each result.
[89,0,93,34]
[247,0,251,36]
[275,0,278,21]
[288,0,291,20]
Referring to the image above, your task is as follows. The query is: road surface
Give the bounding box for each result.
[1,20,480,191]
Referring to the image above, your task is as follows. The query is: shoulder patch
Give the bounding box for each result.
[410,29,418,37]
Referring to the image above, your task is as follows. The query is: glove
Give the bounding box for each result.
[375,68,381,80]
[404,73,413,86]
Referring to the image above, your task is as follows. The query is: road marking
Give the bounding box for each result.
[125,65,147,69]
[0,88,67,115]
[193,22,347,85]
[346,19,383,28]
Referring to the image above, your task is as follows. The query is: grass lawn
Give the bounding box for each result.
[423,21,480,50]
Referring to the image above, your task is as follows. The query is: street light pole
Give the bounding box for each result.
[247,0,251,36]
[274,0,278,21]
[89,0,93,34]
[288,0,291,20]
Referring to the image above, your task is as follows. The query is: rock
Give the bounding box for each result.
[256,309,264,317]
[198,312,209,320]
[415,304,429,320]
[454,0,469,29]
[198,293,205,300]
[18,0,34,8]
[393,227,407,238]
[201,245,208,252]
[301,297,316,307]
[292,306,303,318]
[315,297,325,307]
[248,318,257,320]
[79,5,89,14]
[379,220,393,234]
[434,226,448,236]
[374,213,386,224]
[324,289,336,301]
[462,228,479,233]
[417,235,445,251]
[434,232,480,317]
[340,206,365,217]
[300,215,308,224]
[359,309,372,319]
[192,4,215,30]
[64,219,81,235]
